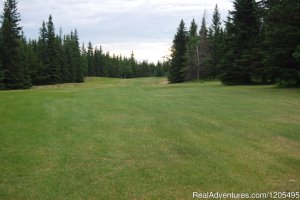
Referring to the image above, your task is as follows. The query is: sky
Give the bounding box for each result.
[1,0,233,63]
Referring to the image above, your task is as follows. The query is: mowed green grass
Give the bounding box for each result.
[0,77,299,199]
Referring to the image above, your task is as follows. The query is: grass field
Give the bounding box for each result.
[0,77,299,199]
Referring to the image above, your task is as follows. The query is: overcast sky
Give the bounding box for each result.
[1,0,233,62]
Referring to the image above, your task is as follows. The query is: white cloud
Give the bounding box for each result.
[100,41,171,63]
[0,0,233,62]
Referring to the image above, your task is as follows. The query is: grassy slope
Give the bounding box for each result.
[0,77,299,199]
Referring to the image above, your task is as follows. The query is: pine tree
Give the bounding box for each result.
[130,51,137,78]
[87,42,95,76]
[62,34,72,82]
[0,23,3,89]
[94,46,105,77]
[220,0,261,85]
[198,14,210,79]
[0,0,31,89]
[0,61,3,89]
[26,39,42,85]
[73,30,84,82]
[80,43,88,76]
[36,21,48,84]
[264,0,300,86]
[184,18,199,81]
[45,15,61,83]
[169,19,188,83]
[154,61,165,77]
[56,29,67,82]
[209,4,223,78]
[19,33,32,88]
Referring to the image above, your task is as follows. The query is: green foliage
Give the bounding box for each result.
[220,0,261,85]
[82,42,160,79]
[0,1,161,90]
[293,45,300,62]
[208,4,223,78]
[198,15,211,79]
[80,43,88,76]
[19,34,32,88]
[263,0,300,86]
[154,61,165,77]
[45,15,61,84]
[35,21,48,84]
[0,0,31,89]
[184,18,199,81]
[26,39,42,85]
[0,25,3,89]
[87,42,95,76]
[94,46,104,77]
[0,60,4,89]
[168,20,188,83]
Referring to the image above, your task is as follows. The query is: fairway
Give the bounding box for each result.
[0,77,299,199]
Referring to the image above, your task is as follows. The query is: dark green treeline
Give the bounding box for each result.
[169,0,300,86]
[0,0,168,90]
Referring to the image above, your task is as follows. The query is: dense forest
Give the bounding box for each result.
[1,0,299,90]
[0,0,168,90]
[169,0,300,86]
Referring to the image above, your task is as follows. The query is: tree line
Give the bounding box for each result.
[0,0,168,90]
[83,43,168,79]
[169,0,300,86]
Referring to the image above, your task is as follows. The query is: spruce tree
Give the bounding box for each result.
[264,0,300,86]
[198,14,210,79]
[80,43,88,76]
[209,4,223,78]
[73,30,84,82]
[169,19,188,83]
[0,24,3,89]
[19,33,32,88]
[37,21,48,84]
[87,42,95,76]
[62,34,72,82]
[26,39,41,85]
[220,0,261,85]
[154,61,164,77]
[94,46,104,77]
[0,56,3,89]
[130,51,137,78]
[184,18,199,81]
[45,15,61,83]
[56,30,67,82]
[0,0,31,89]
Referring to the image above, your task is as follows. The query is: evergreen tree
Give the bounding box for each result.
[0,61,3,89]
[45,15,61,83]
[154,61,165,77]
[184,18,199,81]
[62,34,73,82]
[73,30,84,82]
[169,20,188,83]
[94,46,104,77]
[87,42,95,76]
[81,43,88,76]
[0,0,31,89]
[19,33,32,88]
[220,0,261,85]
[36,21,48,84]
[208,4,223,78]
[198,14,210,79]
[26,39,42,85]
[264,0,300,86]
[130,51,137,78]
[0,23,3,89]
